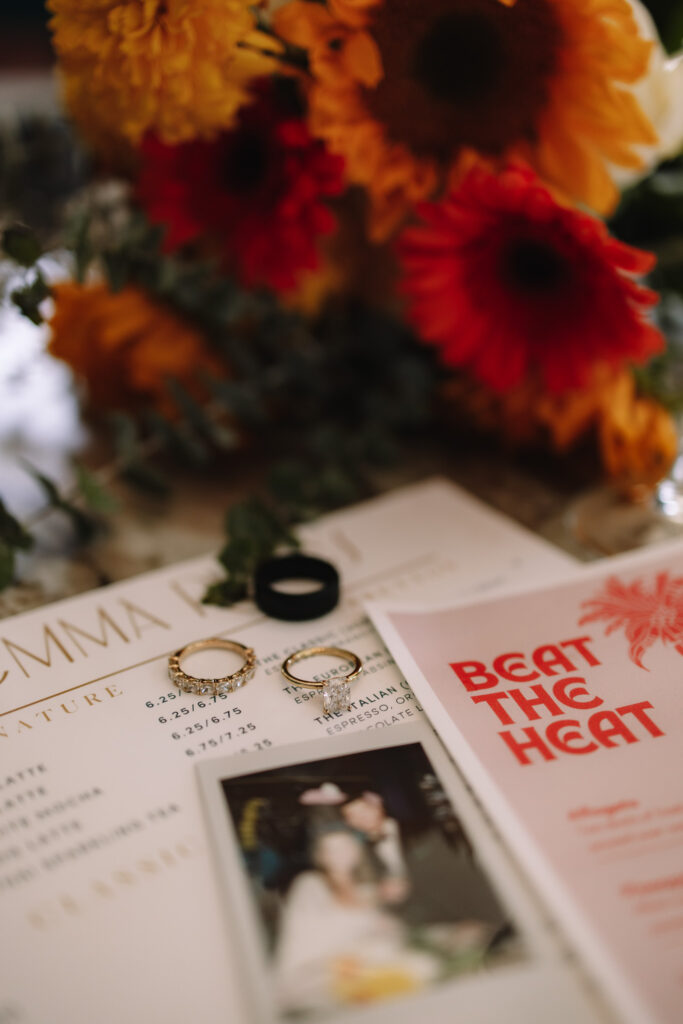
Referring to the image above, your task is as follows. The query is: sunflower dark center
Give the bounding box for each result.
[222,130,269,193]
[414,13,503,103]
[502,238,567,293]
[363,0,563,159]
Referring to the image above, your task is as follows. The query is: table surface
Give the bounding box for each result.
[4,433,673,622]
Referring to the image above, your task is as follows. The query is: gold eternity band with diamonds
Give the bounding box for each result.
[169,638,256,696]
[281,645,362,714]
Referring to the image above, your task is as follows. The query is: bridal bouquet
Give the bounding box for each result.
[3,0,683,591]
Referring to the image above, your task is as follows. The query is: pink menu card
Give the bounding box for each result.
[370,542,683,1024]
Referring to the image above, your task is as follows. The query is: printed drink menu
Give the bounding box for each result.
[369,541,683,1024]
[0,479,580,1024]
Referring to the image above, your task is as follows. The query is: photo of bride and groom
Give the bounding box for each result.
[222,741,525,1019]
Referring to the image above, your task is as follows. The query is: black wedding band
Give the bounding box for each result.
[254,554,340,621]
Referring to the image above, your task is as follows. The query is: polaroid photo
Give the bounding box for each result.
[197,722,606,1024]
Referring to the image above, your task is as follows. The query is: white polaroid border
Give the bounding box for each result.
[197,722,605,1024]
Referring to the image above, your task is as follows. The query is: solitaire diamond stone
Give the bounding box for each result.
[322,680,351,714]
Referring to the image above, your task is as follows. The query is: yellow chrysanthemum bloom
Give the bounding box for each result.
[48,280,224,415]
[275,0,657,239]
[48,0,281,150]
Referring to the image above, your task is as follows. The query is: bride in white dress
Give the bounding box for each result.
[273,824,419,1015]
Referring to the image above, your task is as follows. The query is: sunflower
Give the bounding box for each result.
[398,164,664,395]
[47,0,281,151]
[274,0,656,238]
[137,80,345,292]
[48,281,224,415]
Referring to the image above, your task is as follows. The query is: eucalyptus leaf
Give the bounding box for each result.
[22,461,100,543]
[0,540,15,591]
[314,466,359,508]
[121,461,170,497]
[110,411,139,461]
[204,376,267,426]
[217,541,253,575]
[0,498,33,550]
[268,461,310,508]
[10,271,50,325]
[227,499,297,553]
[165,378,238,452]
[103,251,129,292]
[109,413,171,496]
[22,462,61,505]
[204,497,299,607]
[71,209,94,283]
[74,463,119,514]
[146,411,208,466]
[202,578,249,606]
[2,224,41,266]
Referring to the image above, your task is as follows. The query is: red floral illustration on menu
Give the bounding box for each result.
[579,572,683,670]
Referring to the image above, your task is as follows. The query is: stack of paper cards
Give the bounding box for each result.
[0,479,578,1024]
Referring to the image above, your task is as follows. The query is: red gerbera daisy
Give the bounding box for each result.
[397,165,664,394]
[137,80,345,292]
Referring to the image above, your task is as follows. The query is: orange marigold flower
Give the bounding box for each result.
[598,372,678,498]
[441,373,539,446]
[47,0,281,151]
[442,365,677,495]
[275,0,656,238]
[441,366,620,450]
[48,281,224,415]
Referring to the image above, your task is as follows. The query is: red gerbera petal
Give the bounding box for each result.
[397,164,664,394]
[137,80,345,293]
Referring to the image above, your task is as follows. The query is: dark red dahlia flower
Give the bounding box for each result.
[397,165,664,394]
[137,81,345,292]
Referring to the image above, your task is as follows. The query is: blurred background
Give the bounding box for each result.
[1,0,683,615]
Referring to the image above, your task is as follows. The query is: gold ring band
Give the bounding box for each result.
[281,645,362,714]
[169,637,256,696]
[281,645,363,689]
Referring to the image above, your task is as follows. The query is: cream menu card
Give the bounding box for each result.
[0,479,577,1023]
